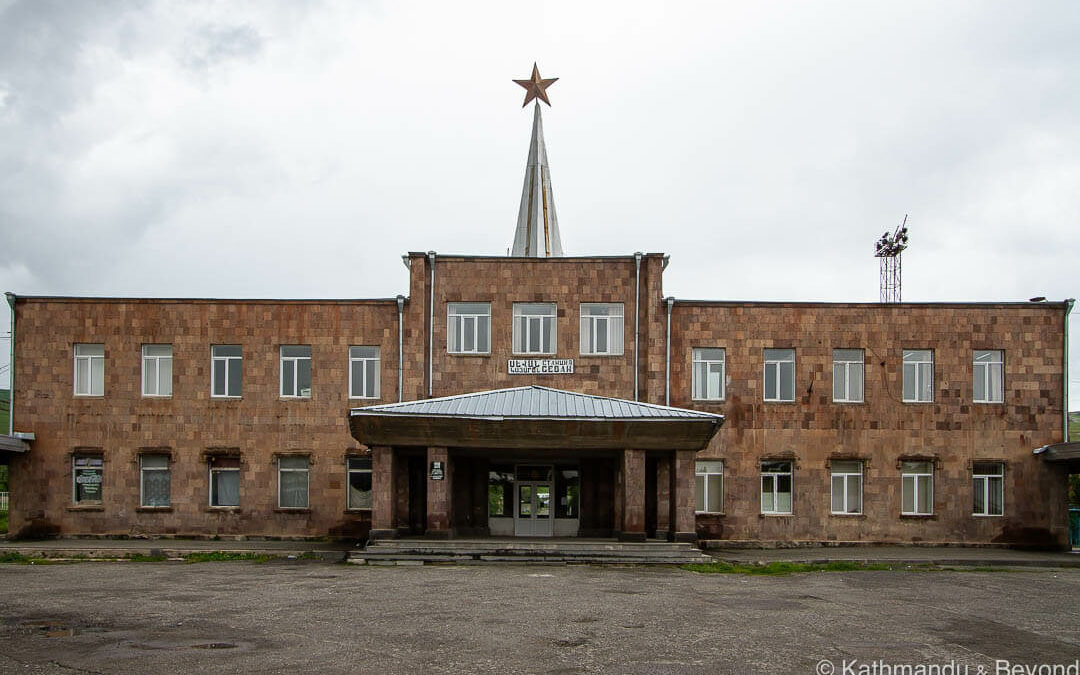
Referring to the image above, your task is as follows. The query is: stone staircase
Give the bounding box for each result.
[351,538,714,565]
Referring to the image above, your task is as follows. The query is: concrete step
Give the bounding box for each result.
[352,540,713,565]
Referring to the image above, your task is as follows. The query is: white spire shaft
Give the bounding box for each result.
[512,103,563,257]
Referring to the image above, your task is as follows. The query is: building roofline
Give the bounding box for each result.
[10,295,405,305]
[670,299,1070,309]
[405,252,667,261]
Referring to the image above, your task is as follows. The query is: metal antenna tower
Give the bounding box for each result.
[874,215,909,303]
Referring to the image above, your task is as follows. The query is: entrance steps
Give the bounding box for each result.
[352,538,713,565]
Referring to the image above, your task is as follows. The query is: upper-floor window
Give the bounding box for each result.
[763,348,795,402]
[280,345,312,398]
[278,456,310,509]
[72,454,103,504]
[142,345,173,397]
[692,348,725,401]
[902,350,933,403]
[448,303,491,354]
[973,350,1004,404]
[211,345,242,398]
[579,303,624,356]
[901,460,933,515]
[832,348,864,403]
[140,454,171,507]
[74,343,105,397]
[695,460,724,513]
[830,460,863,514]
[349,346,381,399]
[972,462,1004,516]
[513,303,556,355]
[760,460,793,514]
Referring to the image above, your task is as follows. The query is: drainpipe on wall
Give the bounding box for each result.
[1066,298,1075,442]
[5,292,13,436]
[396,295,405,403]
[665,296,674,407]
[633,252,642,402]
[427,252,436,399]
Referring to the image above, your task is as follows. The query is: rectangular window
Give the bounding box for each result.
[902,350,933,402]
[555,466,580,518]
[830,460,863,514]
[72,454,103,504]
[488,465,515,517]
[692,348,726,401]
[448,303,491,354]
[579,303,624,356]
[347,457,373,509]
[763,348,795,402]
[973,462,1004,516]
[278,456,309,509]
[211,345,242,398]
[74,343,105,396]
[760,460,793,514]
[901,460,934,515]
[513,303,557,355]
[832,348,864,403]
[209,456,241,507]
[973,350,1004,404]
[280,345,312,398]
[695,461,724,513]
[349,346,381,399]
[139,454,171,507]
[142,345,173,397]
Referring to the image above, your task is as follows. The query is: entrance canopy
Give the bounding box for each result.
[1034,441,1080,470]
[349,386,724,451]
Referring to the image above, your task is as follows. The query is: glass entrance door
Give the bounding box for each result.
[514,465,554,537]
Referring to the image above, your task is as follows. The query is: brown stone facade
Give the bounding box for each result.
[4,254,1072,546]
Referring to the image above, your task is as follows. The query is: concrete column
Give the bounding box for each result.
[370,446,396,539]
[655,456,672,541]
[425,446,453,538]
[671,450,697,543]
[619,449,646,541]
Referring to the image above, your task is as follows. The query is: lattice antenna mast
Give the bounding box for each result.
[874,215,909,303]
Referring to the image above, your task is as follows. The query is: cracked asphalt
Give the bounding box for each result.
[0,562,1078,674]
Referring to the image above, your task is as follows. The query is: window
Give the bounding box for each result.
[347,457,373,509]
[74,344,105,396]
[830,460,862,514]
[209,456,241,507]
[902,350,933,402]
[973,462,1004,516]
[139,454,170,507]
[832,349,864,403]
[760,460,793,514]
[579,303,624,356]
[763,349,795,402]
[696,461,724,513]
[211,345,242,397]
[142,345,173,397]
[555,466,580,518]
[901,460,933,515]
[513,303,556,355]
[448,303,491,354]
[349,346,381,399]
[280,345,312,398]
[692,348,725,401]
[72,455,103,504]
[278,456,309,509]
[973,350,1004,404]
[488,465,515,517]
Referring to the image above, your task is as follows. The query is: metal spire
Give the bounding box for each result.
[511,64,563,257]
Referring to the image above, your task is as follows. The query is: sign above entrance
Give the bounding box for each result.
[508,359,574,375]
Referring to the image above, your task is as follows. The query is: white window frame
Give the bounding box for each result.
[347,457,373,510]
[348,346,381,399]
[211,345,242,398]
[72,454,104,504]
[692,348,726,401]
[73,343,105,397]
[760,461,793,514]
[139,454,171,508]
[448,303,491,354]
[832,348,864,403]
[901,461,934,515]
[695,460,724,513]
[277,456,310,509]
[280,345,312,398]
[208,457,241,508]
[579,303,624,356]
[512,303,557,355]
[902,349,934,403]
[972,462,1004,517]
[973,350,1004,404]
[830,460,863,514]
[763,349,795,402]
[141,345,173,397]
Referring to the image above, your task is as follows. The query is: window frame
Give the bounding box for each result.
[210,345,242,398]
[73,343,105,397]
[972,462,1004,517]
[760,460,793,514]
[277,455,310,509]
[447,302,492,355]
[692,348,726,401]
[763,348,796,402]
[348,346,381,399]
[208,456,241,508]
[832,348,864,403]
[139,454,171,508]
[830,460,863,515]
[279,345,313,399]
[901,460,934,515]
[141,344,173,398]
[973,350,1004,404]
[72,454,104,505]
[695,460,724,514]
[347,457,373,510]
[902,349,934,403]
[512,303,557,356]
[579,303,624,356]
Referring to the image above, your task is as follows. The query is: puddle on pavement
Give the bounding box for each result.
[192,642,238,650]
[21,621,80,637]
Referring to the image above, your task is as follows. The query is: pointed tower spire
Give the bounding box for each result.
[511,64,563,257]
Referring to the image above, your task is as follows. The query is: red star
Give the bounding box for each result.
[513,63,558,107]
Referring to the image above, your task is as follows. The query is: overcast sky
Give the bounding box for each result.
[1,0,1077,406]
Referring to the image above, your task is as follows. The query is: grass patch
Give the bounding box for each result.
[125,553,168,562]
[0,511,8,535]
[182,551,274,564]
[0,551,29,564]
[683,560,896,575]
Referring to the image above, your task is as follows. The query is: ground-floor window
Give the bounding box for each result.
[73,454,103,505]
[696,461,723,513]
[760,460,793,514]
[901,460,933,515]
[278,456,309,509]
[972,462,1004,516]
[209,456,241,507]
[139,454,171,507]
[830,460,862,514]
[488,465,515,517]
[347,457,372,509]
[555,466,579,518]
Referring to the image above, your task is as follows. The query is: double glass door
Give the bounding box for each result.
[514,465,553,537]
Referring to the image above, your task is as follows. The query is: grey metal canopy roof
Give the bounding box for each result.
[0,435,30,454]
[351,386,723,422]
[1034,442,1080,463]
